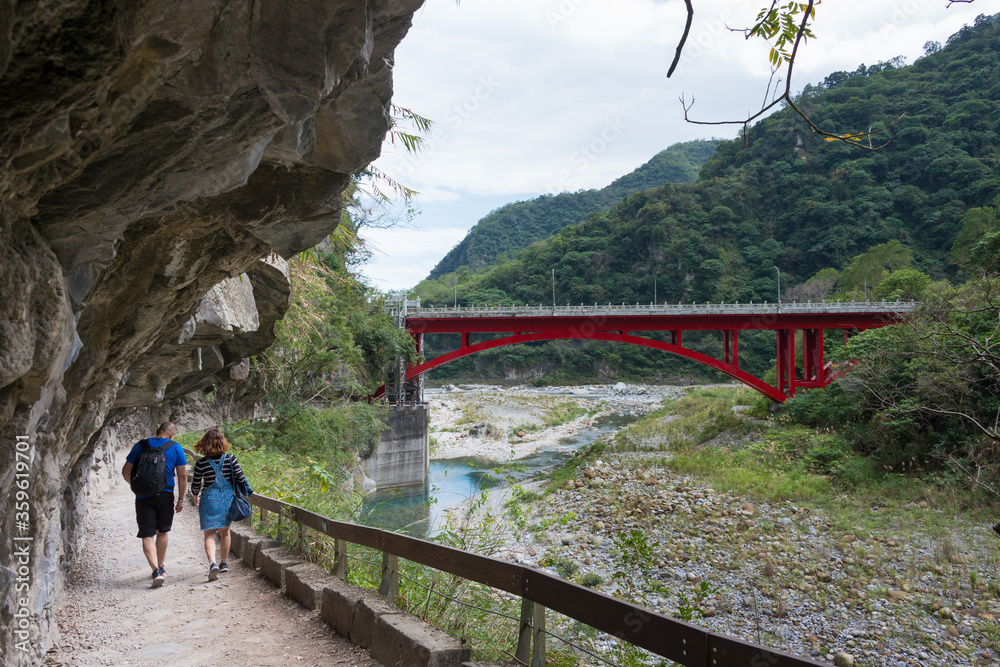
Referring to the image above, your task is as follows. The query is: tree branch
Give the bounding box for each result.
[666,0,695,78]
[899,404,1000,442]
[674,0,918,150]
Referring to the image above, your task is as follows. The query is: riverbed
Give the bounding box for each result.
[359,383,681,536]
[364,384,1000,666]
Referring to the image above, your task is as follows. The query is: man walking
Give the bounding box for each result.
[121,422,187,587]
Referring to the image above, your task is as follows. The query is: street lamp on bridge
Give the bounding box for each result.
[774,266,781,305]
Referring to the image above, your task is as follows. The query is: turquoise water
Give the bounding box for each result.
[358,412,636,537]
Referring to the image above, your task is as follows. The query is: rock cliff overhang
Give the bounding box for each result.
[0,0,425,661]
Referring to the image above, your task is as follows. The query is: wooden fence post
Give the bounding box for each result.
[333,539,347,581]
[260,508,269,531]
[379,552,399,604]
[531,603,545,667]
[515,598,533,664]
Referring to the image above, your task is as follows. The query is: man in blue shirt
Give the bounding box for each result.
[121,422,187,588]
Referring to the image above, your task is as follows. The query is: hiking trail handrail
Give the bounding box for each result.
[240,490,821,667]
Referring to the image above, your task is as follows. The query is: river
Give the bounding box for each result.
[358,408,639,537]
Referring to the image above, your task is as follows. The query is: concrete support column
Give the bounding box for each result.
[365,405,429,490]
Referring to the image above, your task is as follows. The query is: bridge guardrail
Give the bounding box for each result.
[395,301,920,318]
[241,491,821,667]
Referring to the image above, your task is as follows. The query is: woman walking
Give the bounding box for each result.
[191,428,252,581]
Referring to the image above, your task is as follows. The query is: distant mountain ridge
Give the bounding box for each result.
[426,140,717,279]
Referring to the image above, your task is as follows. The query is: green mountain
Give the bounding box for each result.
[413,14,1000,384]
[427,140,717,278]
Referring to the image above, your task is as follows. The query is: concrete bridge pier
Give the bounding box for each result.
[365,404,429,490]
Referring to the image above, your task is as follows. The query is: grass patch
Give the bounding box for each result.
[509,401,588,437]
[541,400,589,427]
[661,441,833,503]
[455,401,490,426]
[610,386,765,452]
[611,385,1000,531]
[541,441,607,494]
[236,445,361,519]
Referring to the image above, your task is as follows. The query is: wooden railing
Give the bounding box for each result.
[244,492,822,667]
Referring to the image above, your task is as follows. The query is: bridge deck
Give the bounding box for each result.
[399,301,918,334]
[397,301,918,319]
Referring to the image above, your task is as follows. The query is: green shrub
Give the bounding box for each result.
[579,572,604,588]
[831,455,881,488]
[542,556,578,579]
[784,385,861,429]
[802,436,852,474]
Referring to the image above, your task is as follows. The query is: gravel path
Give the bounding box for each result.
[50,481,379,667]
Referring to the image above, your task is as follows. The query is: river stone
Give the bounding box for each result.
[834,652,855,667]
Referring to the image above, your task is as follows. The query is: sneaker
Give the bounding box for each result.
[151,567,165,588]
[208,562,220,581]
[218,561,229,573]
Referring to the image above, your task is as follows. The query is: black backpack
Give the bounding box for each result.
[130,439,174,496]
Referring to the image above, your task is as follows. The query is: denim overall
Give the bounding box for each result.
[199,454,235,530]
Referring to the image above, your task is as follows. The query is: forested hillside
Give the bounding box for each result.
[427,140,716,278]
[412,15,1000,384]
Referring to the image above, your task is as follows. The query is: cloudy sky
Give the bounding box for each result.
[359,0,994,291]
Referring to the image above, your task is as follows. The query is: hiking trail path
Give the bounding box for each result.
[49,479,380,667]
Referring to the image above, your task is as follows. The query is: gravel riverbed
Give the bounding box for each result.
[441,385,1000,667]
[497,459,1000,667]
[427,383,682,461]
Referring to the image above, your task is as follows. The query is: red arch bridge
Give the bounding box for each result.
[375,301,918,404]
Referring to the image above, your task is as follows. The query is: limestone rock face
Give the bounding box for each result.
[0,0,424,662]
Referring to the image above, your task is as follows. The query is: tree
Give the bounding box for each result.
[255,250,417,420]
[833,270,1000,484]
[952,201,999,269]
[785,267,837,302]
[836,241,915,299]
[672,1,980,149]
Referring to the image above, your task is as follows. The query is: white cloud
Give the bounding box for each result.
[361,0,992,290]
[382,0,987,195]
[359,226,469,291]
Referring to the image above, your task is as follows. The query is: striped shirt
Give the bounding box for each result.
[191,454,249,496]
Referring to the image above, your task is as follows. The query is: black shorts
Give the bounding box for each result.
[135,491,175,538]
